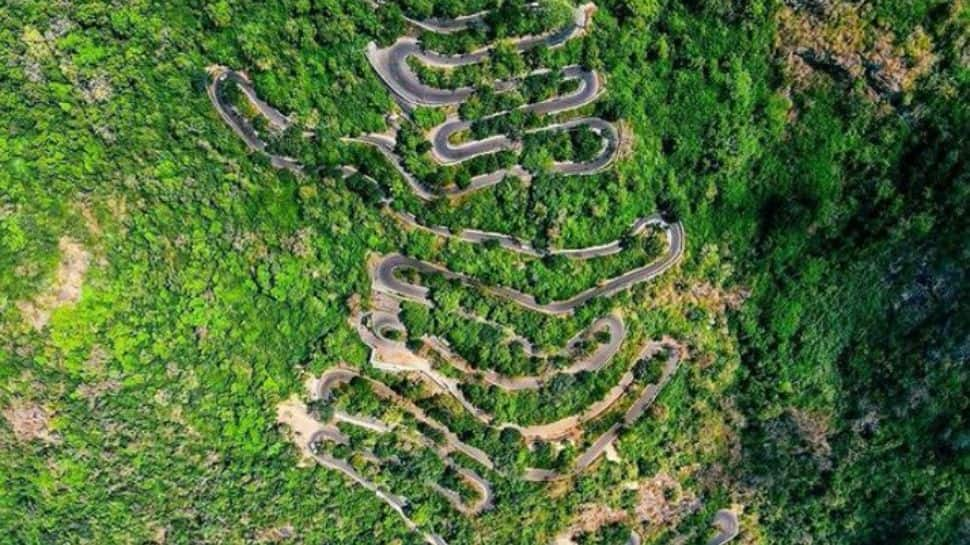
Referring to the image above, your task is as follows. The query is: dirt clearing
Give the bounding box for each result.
[16,236,91,330]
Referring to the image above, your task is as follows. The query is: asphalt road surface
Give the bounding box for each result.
[372,219,684,316]
[424,313,625,391]
[212,7,693,543]
[367,4,593,107]
[427,66,602,164]
[206,66,302,172]
[389,211,667,260]
[708,510,740,545]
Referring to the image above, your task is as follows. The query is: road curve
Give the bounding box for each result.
[367,3,594,108]
[428,114,617,173]
[205,66,302,172]
[403,11,487,34]
[312,368,495,516]
[427,66,603,165]
[367,38,477,107]
[429,465,494,516]
[429,120,515,164]
[541,117,619,176]
[708,510,740,545]
[372,220,684,316]
[346,134,534,201]
[423,313,624,391]
[389,211,667,260]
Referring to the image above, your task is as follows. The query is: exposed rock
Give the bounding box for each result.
[783,0,831,17]
[151,525,167,544]
[572,503,626,534]
[777,1,936,107]
[82,75,114,103]
[76,379,121,404]
[283,227,315,258]
[634,472,700,527]
[851,408,881,436]
[22,59,44,83]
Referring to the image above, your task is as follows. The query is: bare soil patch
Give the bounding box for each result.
[276,397,323,465]
[634,472,700,527]
[17,236,91,330]
[2,402,55,443]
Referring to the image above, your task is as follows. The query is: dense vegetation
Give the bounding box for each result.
[1,0,966,544]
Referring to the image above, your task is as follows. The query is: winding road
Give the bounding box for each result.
[424,313,625,391]
[427,66,603,165]
[205,66,302,172]
[367,3,594,108]
[430,115,617,174]
[311,368,495,516]
[361,6,619,188]
[389,211,669,260]
[403,11,487,34]
[372,216,683,317]
[354,236,687,465]
[291,344,682,544]
[212,5,696,545]
[354,298,684,468]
